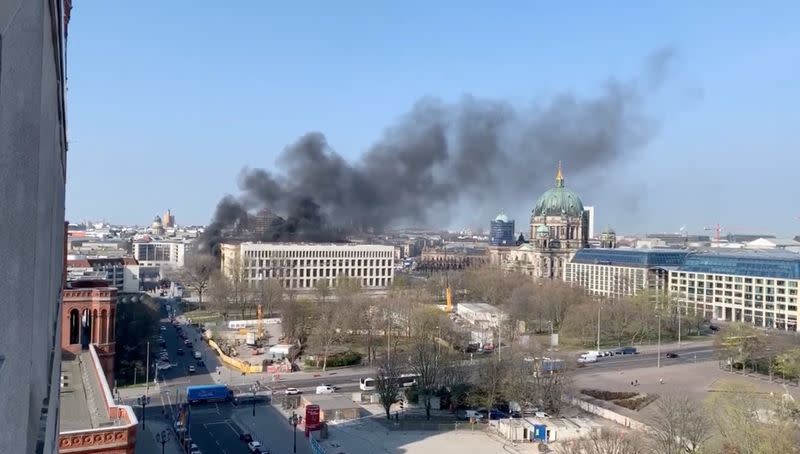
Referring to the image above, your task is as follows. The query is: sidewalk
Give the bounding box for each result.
[135,415,185,454]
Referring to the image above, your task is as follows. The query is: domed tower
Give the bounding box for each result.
[150,215,164,235]
[526,162,589,279]
[600,226,617,248]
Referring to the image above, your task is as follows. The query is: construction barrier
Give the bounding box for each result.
[207,339,263,374]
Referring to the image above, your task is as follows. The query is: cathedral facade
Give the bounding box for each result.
[494,164,591,279]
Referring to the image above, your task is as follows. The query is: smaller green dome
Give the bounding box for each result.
[536,225,551,236]
[602,226,616,235]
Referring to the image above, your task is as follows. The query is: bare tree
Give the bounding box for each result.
[647,393,711,454]
[707,380,799,453]
[173,255,216,310]
[407,339,454,420]
[556,429,647,454]
[308,302,347,371]
[280,298,315,359]
[375,356,402,420]
[207,272,232,319]
[313,279,331,303]
[253,277,283,318]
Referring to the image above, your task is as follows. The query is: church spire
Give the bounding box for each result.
[555,161,564,188]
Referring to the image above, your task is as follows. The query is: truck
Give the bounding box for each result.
[186,384,233,404]
[540,359,567,373]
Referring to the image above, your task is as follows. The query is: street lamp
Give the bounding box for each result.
[288,411,299,453]
[656,314,662,369]
[137,395,151,430]
[250,384,258,417]
[155,429,171,454]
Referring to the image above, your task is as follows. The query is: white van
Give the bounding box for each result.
[463,410,484,420]
[315,385,335,394]
[577,352,598,363]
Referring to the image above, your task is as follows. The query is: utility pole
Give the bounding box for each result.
[596,305,601,352]
[145,341,150,394]
[657,314,662,369]
[677,302,682,347]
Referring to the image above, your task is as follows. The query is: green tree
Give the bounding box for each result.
[715,323,765,372]
[114,295,160,385]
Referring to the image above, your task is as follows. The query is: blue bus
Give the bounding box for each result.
[186,385,232,404]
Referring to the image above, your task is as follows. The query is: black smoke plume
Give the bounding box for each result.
[199,50,674,254]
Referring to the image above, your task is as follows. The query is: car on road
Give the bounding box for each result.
[196,359,205,367]
[613,347,638,355]
[665,352,679,358]
[316,385,335,394]
[189,443,201,454]
[177,348,184,356]
[239,433,253,443]
[160,326,166,331]
[285,387,301,395]
[248,441,263,452]
[193,351,201,359]
[188,365,196,373]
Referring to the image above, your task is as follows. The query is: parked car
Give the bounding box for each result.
[177,349,184,356]
[194,350,202,359]
[709,324,720,332]
[197,360,205,367]
[285,387,300,395]
[461,409,484,421]
[188,365,196,373]
[239,433,253,443]
[248,441,263,452]
[665,352,679,358]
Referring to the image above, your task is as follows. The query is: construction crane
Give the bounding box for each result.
[704,224,724,243]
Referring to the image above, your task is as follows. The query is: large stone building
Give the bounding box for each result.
[220,242,395,290]
[565,248,689,299]
[0,1,69,452]
[669,250,800,331]
[491,165,591,279]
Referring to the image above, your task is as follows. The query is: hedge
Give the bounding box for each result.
[304,350,363,368]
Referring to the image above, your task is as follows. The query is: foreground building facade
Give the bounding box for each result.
[0,1,69,452]
[669,251,800,331]
[220,242,395,290]
[565,248,689,299]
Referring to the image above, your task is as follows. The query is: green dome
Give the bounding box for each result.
[533,186,584,217]
[602,226,616,235]
[533,164,585,217]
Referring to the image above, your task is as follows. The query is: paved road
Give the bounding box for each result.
[577,344,717,371]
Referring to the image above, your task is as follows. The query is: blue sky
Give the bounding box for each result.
[66,2,800,236]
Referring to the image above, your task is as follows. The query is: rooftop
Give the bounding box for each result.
[680,249,800,279]
[303,393,361,411]
[571,248,690,268]
[457,302,503,314]
[59,352,115,432]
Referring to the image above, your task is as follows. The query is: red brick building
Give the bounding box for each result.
[58,279,137,453]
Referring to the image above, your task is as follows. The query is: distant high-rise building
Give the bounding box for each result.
[254,207,280,236]
[585,206,595,239]
[0,1,69,452]
[163,209,175,228]
[489,213,515,246]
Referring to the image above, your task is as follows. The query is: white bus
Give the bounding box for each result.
[359,377,376,391]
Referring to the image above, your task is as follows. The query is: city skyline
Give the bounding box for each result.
[65,3,800,236]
